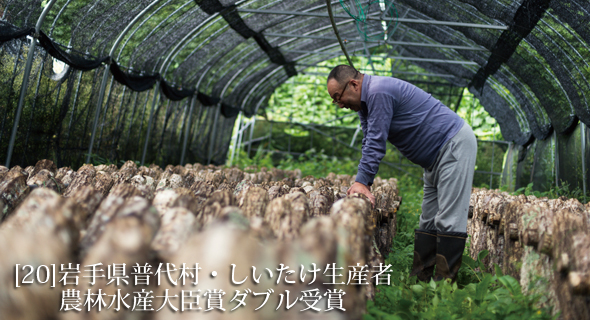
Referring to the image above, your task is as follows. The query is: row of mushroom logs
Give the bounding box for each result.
[468,188,590,320]
[0,159,401,320]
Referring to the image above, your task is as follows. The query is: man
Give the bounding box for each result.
[326,65,477,282]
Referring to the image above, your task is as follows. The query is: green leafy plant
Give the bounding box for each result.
[513,181,586,203]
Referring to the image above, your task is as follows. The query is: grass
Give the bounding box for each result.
[365,175,556,320]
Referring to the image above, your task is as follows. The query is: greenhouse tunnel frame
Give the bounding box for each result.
[0,0,589,195]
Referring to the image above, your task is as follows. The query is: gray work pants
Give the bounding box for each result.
[420,122,477,233]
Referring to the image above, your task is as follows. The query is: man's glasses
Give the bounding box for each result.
[332,80,350,105]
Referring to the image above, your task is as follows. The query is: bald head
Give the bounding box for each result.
[326,65,363,112]
[327,65,360,86]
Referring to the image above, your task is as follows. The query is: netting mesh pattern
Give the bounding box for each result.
[1,0,590,168]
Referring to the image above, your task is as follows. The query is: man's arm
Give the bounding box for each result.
[355,93,394,187]
[348,108,375,205]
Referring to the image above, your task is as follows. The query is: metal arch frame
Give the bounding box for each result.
[52,0,181,163]
[178,0,346,89]
[177,31,259,85]
[5,0,60,167]
[237,8,508,30]
[184,1,347,90]
[179,95,196,165]
[267,32,488,51]
[176,34,255,163]
[218,58,278,107]
[158,13,224,78]
[390,17,488,53]
[268,13,484,68]
[163,20,231,80]
[290,39,475,75]
[11,0,580,171]
[302,69,459,79]
[518,38,575,119]
[264,6,486,55]
[156,0,251,80]
[538,16,590,118]
[190,40,271,93]
[497,64,550,129]
[238,36,473,116]
[141,11,228,165]
[243,65,286,108]
[487,76,531,133]
[542,15,590,78]
[232,0,342,37]
[165,0,385,91]
[544,11,590,66]
[273,16,359,50]
[132,3,204,70]
[61,0,102,51]
[90,0,138,56]
[168,0,298,85]
[117,0,178,60]
[229,26,386,110]
[126,0,197,68]
[200,41,263,93]
[301,53,479,65]
[207,66,247,164]
[87,0,163,164]
[535,21,590,114]
[49,0,74,36]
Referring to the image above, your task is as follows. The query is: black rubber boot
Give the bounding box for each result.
[410,229,437,282]
[433,231,467,282]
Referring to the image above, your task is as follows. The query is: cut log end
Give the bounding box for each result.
[557,253,570,273]
[509,223,519,240]
[568,271,590,295]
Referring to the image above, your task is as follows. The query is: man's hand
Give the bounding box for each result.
[347,181,375,207]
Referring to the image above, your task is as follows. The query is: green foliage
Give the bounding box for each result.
[473,141,508,189]
[511,180,587,203]
[367,177,555,320]
[369,266,555,320]
[88,153,134,167]
[455,88,503,141]
[233,147,359,178]
[267,62,359,128]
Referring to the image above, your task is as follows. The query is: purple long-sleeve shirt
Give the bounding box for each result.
[356,75,464,186]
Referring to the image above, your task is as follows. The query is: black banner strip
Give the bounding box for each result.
[469,0,551,91]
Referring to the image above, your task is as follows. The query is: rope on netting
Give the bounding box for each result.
[338,0,399,70]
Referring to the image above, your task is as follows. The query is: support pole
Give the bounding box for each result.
[87,0,162,164]
[6,0,59,167]
[582,122,587,202]
[235,117,248,163]
[86,65,110,163]
[228,112,243,167]
[65,69,83,143]
[23,51,48,159]
[96,76,116,150]
[141,84,161,166]
[207,104,221,165]
[490,123,496,189]
[180,96,196,165]
[124,91,141,154]
[110,86,127,156]
[247,116,256,157]
[208,66,243,165]
[325,0,354,69]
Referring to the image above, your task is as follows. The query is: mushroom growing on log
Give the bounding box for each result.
[0,169,30,219]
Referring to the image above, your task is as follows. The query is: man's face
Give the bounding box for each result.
[327,78,361,112]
